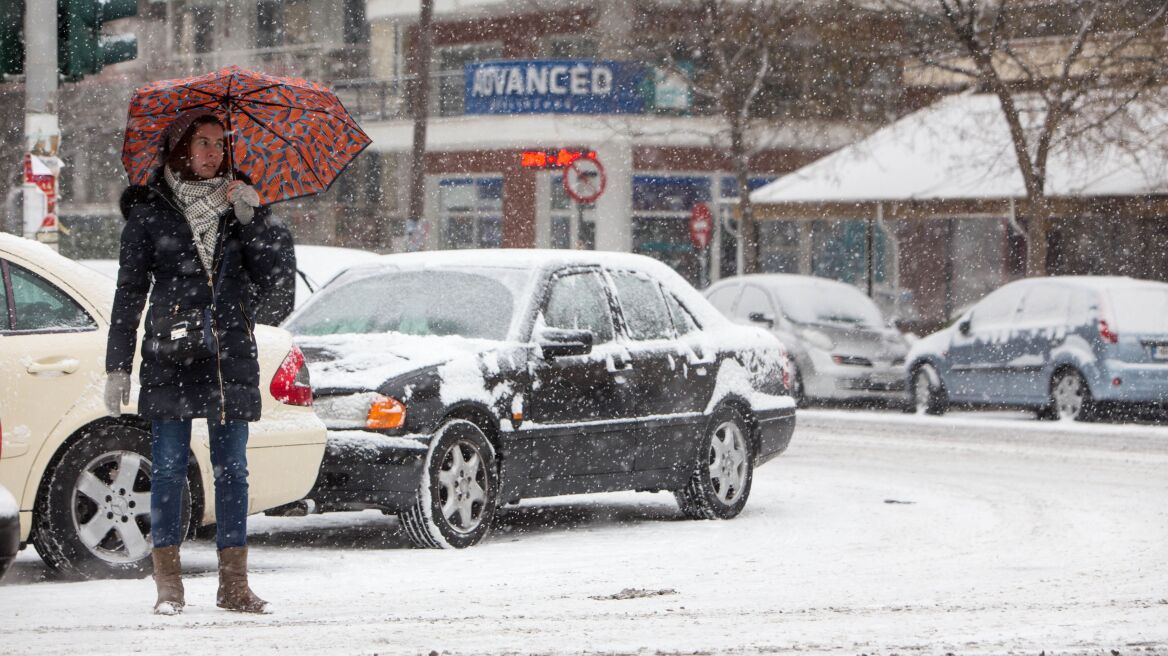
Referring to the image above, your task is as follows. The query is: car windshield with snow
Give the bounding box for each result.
[285,250,796,549]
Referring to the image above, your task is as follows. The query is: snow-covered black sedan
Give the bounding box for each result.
[285,250,795,548]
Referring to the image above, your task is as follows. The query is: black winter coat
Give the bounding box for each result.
[105,172,282,421]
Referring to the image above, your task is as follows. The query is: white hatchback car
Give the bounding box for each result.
[0,233,327,579]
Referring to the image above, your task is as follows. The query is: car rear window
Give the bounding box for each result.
[1108,287,1168,334]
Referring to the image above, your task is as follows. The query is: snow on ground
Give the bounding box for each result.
[1,412,1166,655]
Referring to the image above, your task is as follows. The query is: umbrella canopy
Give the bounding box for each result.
[122,65,372,204]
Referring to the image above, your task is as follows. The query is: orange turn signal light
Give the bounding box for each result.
[366,397,406,430]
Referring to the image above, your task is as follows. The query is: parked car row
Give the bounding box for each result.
[704,272,1168,422]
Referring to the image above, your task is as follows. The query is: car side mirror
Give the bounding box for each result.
[536,327,594,358]
[748,312,775,328]
[958,317,971,336]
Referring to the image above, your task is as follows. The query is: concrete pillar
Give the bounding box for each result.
[502,167,536,248]
[591,139,633,253]
[595,0,635,59]
[534,170,552,248]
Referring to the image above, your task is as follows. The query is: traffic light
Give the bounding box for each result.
[0,0,23,76]
[57,0,137,81]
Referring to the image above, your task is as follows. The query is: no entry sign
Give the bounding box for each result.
[562,156,606,204]
[689,202,713,250]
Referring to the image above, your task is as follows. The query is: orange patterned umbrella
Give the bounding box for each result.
[122,65,371,204]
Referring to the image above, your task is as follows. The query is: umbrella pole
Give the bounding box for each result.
[225,109,235,180]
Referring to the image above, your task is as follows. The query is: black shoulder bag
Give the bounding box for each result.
[147,225,228,364]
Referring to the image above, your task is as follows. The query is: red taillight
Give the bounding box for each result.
[1099,319,1118,344]
[781,351,792,392]
[271,345,313,406]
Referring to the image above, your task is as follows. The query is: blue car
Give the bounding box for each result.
[906,276,1168,420]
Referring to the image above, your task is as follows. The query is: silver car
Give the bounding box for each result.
[705,274,909,405]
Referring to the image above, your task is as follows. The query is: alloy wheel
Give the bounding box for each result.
[70,450,153,564]
[437,440,488,534]
[707,421,748,505]
[1053,373,1085,420]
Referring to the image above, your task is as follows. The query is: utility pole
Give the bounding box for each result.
[23,0,61,250]
[405,0,434,251]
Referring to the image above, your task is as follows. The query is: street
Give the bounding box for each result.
[2,409,1165,655]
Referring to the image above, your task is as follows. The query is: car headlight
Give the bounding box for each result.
[314,392,406,430]
[800,328,835,351]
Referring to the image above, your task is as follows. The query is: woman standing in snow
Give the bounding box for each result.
[104,108,280,614]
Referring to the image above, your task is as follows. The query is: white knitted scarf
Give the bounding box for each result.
[164,166,229,273]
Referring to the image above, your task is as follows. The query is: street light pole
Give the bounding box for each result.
[23,0,61,249]
[405,0,434,250]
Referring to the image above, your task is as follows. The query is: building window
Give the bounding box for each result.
[549,175,595,250]
[546,36,597,59]
[433,42,502,116]
[256,1,284,49]
[343,0,368,45]
[439,177,503,249]
[192,6,215,55]
[632,175,712,286]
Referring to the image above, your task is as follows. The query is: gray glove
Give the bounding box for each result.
[228,183,260,225]
[105,371,131,417]
[234,201,255,224]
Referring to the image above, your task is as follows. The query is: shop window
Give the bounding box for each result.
[550,176,595,250]
[810,219,888,288]
[439,178,503,249]
[631,176,712,287]
[759,221,799,273]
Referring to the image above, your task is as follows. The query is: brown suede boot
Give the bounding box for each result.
[151,545,184,615]
[216,546,270,613]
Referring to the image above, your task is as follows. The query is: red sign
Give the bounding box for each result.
[24,154,58,232]
[520,148,597,169]
[689,202,713,250]
[562,156,606,204]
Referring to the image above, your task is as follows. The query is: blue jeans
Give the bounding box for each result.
[151,419,250,550]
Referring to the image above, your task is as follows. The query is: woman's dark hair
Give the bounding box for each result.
[164,115,229,180]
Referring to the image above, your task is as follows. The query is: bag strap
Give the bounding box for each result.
[209,214,230,304]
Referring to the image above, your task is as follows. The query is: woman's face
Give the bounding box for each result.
[188,122,226,180]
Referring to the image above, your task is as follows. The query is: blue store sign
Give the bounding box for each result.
[465,60,647,115]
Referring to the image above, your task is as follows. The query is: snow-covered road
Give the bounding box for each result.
[2,411,1166,655]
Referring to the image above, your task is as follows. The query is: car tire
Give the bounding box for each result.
[911,364,947,415]
[675,407,754,520]
[1048,369,1094,421]
[402,420,498,549]
[32,424,192,580]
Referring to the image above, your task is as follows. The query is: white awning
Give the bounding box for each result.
[751,92,1168,205]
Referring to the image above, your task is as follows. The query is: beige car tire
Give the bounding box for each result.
[32,424,193,580]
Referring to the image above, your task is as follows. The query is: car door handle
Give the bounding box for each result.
[27,357,81,375]
[605,353,634,373]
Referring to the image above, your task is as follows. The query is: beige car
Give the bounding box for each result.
[0,233,326,579]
